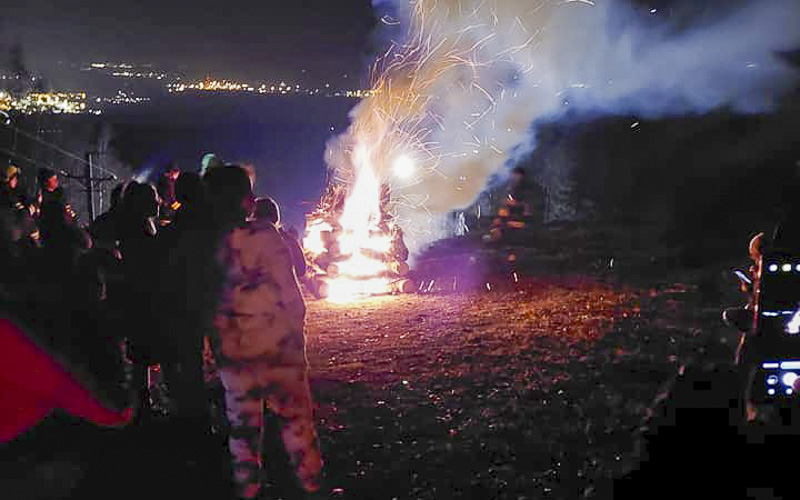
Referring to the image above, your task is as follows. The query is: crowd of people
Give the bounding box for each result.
[0,157,322,500]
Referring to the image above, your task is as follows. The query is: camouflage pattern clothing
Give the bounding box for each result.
[211,221,322,499]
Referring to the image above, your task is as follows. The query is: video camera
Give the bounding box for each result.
[744,250,800,404]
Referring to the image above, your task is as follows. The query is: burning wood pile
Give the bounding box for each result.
[302,182,414,302]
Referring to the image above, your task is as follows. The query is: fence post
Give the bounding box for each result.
[85,152,95,221]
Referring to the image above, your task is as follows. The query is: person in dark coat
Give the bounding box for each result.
[36,200,94,308]
[88,183,125,247]
[507,166,546,223]
[1,165,32,213]
[36,168,70,216]
[114,182,161,418]
[0,165,39,292]
[156,163,181,221]
[156,171,217,426]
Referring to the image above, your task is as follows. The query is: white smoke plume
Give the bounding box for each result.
[326,0,800,252]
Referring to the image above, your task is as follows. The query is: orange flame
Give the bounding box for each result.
[304,145,395,303]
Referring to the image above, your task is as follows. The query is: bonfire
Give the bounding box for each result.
[303,179,413,303]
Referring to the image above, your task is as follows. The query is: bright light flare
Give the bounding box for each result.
[392,155,416,180]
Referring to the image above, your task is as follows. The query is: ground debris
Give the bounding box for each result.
[304,276,725,499]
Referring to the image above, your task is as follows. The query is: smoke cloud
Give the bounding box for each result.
[328,0,800,251]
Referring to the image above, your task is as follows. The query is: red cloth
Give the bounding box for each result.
[0,318,132,443]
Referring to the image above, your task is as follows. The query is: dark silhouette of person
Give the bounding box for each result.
[165,171,207,234]
[36,168,68,213]
[0,165,38,263]
[117,182,159,272]
[32,201,128,406]
[114,182,161,418]
[88,183,125,247]
[507,166,546,223]
[156,171,216,428]
[157,163,181,217]
[1,165,31,213]
[37,200,93,290]
[37,200,94,305]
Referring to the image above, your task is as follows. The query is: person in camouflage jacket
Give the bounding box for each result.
[204,165,322,499]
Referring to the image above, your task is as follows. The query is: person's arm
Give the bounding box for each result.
[281,230,307,277]
[259,227,306,321]
[291,239,307,277]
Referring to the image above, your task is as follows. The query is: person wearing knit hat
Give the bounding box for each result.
[3,164,19,183]
[1,164,30,214]
[199,153,225,177]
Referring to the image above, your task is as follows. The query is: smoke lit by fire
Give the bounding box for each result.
[304,0,800,301]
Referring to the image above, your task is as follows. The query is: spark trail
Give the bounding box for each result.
[308,0,799,299]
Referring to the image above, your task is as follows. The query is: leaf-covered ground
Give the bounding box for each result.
[3,225,750,500]
[304,274,737,499]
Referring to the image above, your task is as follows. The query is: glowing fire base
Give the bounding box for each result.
[303,180,412,303]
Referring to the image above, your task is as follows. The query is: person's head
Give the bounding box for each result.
[38,168,58,191]
[175,171,203,206]
[122,181,159,220]
[254,197,280,225]
[200,153,224,176]
[203,165,254,224]
[5,165,19,189]
[166,163,181,181]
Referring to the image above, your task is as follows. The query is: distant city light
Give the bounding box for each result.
[166,78,378,99]
[1,91,90,115]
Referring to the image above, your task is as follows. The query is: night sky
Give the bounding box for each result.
[1,0,377,83]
